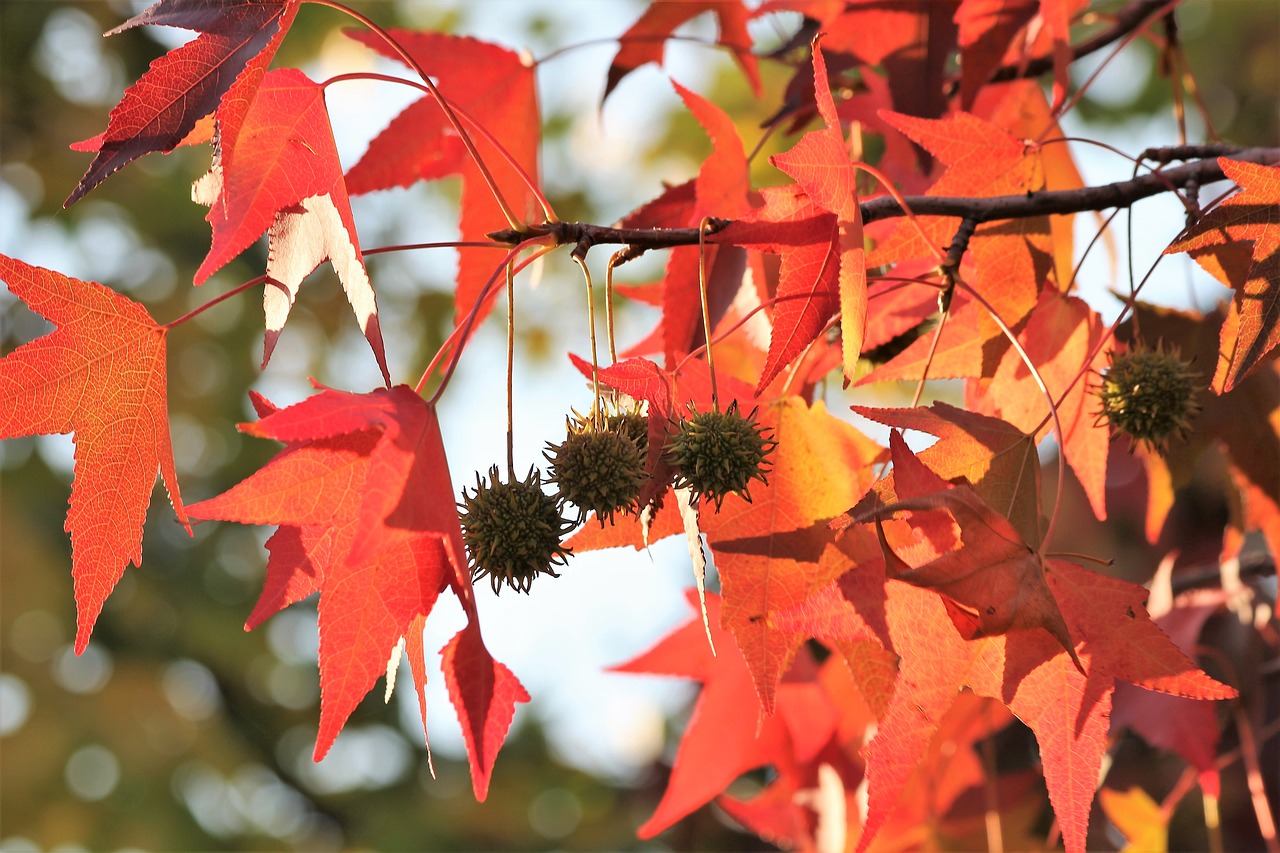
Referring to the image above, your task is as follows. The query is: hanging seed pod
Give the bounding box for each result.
[459,465,574,594]
[546,407,647,525]
[1095,341,1200,452]
[667,401,776,510]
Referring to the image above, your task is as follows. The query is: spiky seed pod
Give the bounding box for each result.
[459,465,574,594]
[1095,342,1200,452]
[667,401,776,510]
[546,410,647,525]
[606,409,649,458]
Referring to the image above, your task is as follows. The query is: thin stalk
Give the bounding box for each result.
[981,703,1004,853]
[505,259,516,480]
[320,71,554,223]
[853,160,946,266]
[535,33,753,67]
[779,315,839,399]
[1204,789,1224,853]
[1048,0,1181,126]
[1235,707,1280,853]
[163,275,265,330]
[306,0,524,230]
[697,218,719,410]
[910,306,949,408]
[573,254,603,427]
[416,235,555,399]
[1030,245,1170,440]
[364,241,510,257]
[1046,551,1114,566]
[955,276,1066,551]
[604,252,621,364]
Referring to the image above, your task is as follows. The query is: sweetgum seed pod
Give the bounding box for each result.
[667,401,775,511]
[459,464,573,594]
[1095,342,1200,453]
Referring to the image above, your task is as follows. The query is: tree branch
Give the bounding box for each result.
[488,146,1280,251]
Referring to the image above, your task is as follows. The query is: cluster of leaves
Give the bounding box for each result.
[1,0,1277,849]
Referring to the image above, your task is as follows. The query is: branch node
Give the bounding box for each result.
[938,214,980,309]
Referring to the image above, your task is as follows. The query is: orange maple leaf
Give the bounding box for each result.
[1167,159,1280,391]
[851,435,1236,853]
[847,401,1043,546]
[699,397,882,712]
[0,255,188,653]
[972,289,1110,520]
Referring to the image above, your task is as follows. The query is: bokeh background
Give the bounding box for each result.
[2,1,1277,850]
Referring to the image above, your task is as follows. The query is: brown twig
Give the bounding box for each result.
[486,146,1280,252]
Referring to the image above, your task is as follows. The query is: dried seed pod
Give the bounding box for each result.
[459,465,574,594]
[546,408,647,525]
[1095,342,1200,452]
[667,401,776,510]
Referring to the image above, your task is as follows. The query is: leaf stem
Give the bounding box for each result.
[505,258,516,480]
[573,254,603,428]
[319,70,555,224]
[534,33,751,67]
[952,276,1066,551]
[305,1,526,230]
[697,218,719,411]
[363,241,511,256]
[1235,706,1280,853]
[420,237,558,403]
[162,275,265,330]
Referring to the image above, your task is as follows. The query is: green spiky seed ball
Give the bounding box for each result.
[606,409,649,457]
[667,401,775,510]
[460,465,573,594]
[546,419,646,525]
[1096,342,1200,452]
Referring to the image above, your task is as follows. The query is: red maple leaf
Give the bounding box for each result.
[717,655,878,851]
[613,590,834,838]
[618,82,750,370]
[1111,588,1232,795]
[66,0,298,206]
[1167,159,1280,391]
[862,432,1080,661]
[343,30,540,331]
[849,436,1236,853]
[716,185,841,392]
[603,0,760,103]
[717,42,866,390]
[187,385,526,797]
[0,256,188,653]
[762,0,959,125]
[955,0,1089,110]
[191,68,389,382]
[971,289,1110,520]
